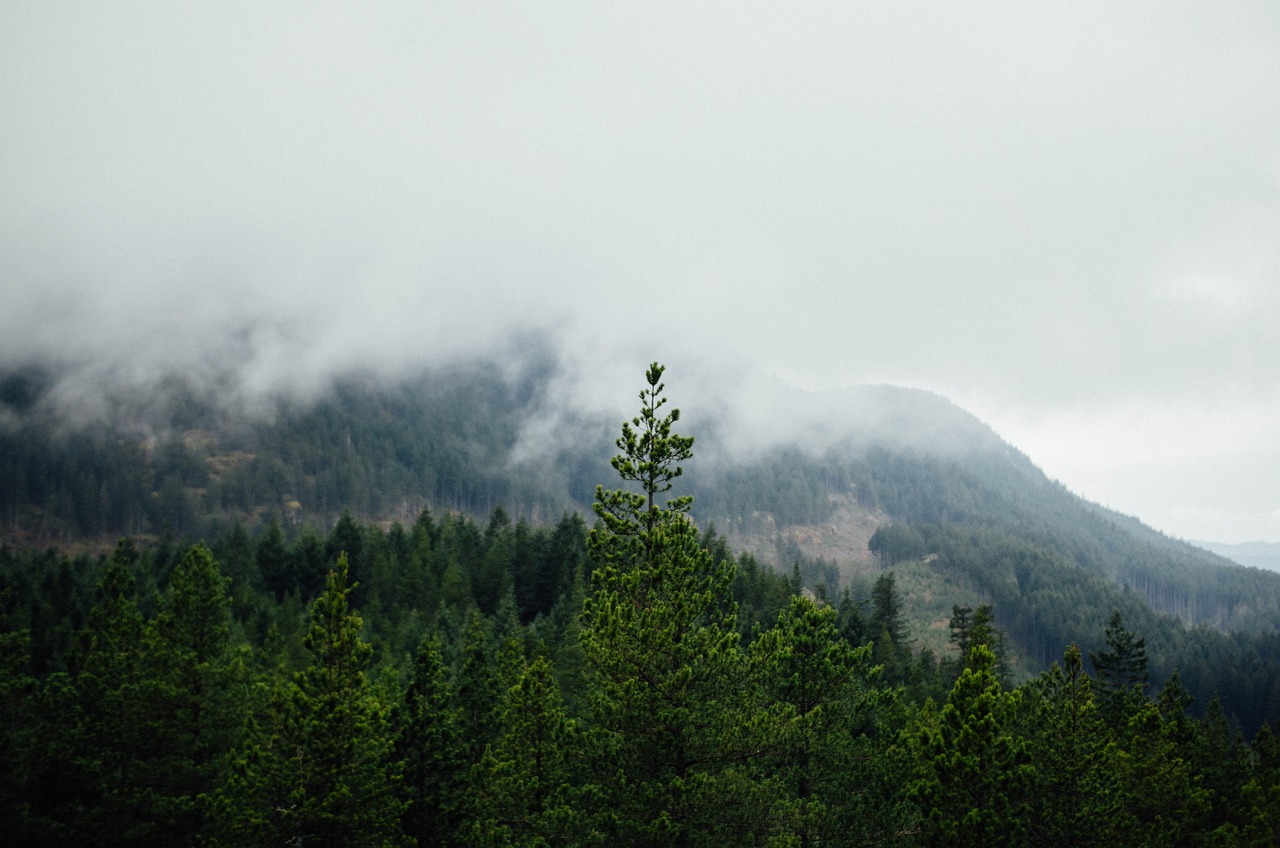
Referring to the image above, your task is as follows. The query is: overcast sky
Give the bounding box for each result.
[3,2,1279,543]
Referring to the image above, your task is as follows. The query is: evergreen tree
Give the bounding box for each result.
[61,544,156,845]
[835,587,869,648]
[1021,644,1117,847]
[547,561,591,716]
[1239,720,1280,846]
[947,605,974,656]
[468,655,595,846]
[256,517,293,600]
[455,613,504,762]
[750,595,900,847]
[580,363,748,847]
[394,633,467,848]
[1189,696,1250,837]
[143,543,245,842]
[215,555,405,846]
[326,510,366,581]
[870,571,910,649]
[475,507,513,615]
[1108,702,1210,846]
[294,526,330,599]
[27,543,237,846]
[1090,610,1149,728]
[406,508,438,613]
[968,604,1009,685]
[870,571,911,684]
[911,644,1034,847]
[0,595,37,840]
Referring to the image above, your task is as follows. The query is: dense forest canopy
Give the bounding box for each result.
[3,357,1280,843]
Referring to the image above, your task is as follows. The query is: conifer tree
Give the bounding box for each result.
[547,561,591,716]
[468,655,595,846]
[1090,610,1148,727]
[1239,721,1280,845]
[870,571,911,684]
[0,596,37,840]
[1108,702,1209,846]
[870,571,910,649]
[143,543,245,841]
[456,613,504,762]
[256,517,293,600]
[394,633,467,848]
[215,555,405,846]
[1189,696,1250,836]
[581,363,747,847]
[63,544,155,845]
[947,606,974,656]
[1021,644,1117,847]
[750,595,898,847]
[911,644,1034,847]
[30,543,233,846]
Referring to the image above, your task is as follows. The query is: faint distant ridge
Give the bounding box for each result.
[840,383,1010,454]
[736,379,1022,461]
[1193,540,1280,574]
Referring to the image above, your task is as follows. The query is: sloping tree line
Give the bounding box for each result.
[868,517,1280,733]
[1,364,1278,846]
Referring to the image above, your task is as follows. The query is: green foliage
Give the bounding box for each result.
[749,595,905,846]
[592,362,695,539]
[1020,645,1118,847]
[911,644,1034,847]
[8,355,1280,734]
[1091,610,1150,728]
[456,613,504,761]
[142,543,245,839]
[947,604,1010,685]
[59,545,157,845]
[582,363,756,846]
[1240,721,1280,845]
[1108,703,1211,846]
[0,594,37,837]
[214,555,406,846]
[9,543,247,845]
[0,505,1276,847]
[468,655,597,847]
[394,633,467,848]
[4,357,1280,846]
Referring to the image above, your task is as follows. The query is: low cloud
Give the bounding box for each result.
[3,1,1279,539]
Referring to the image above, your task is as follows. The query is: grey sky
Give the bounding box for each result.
[3,2,1279,542]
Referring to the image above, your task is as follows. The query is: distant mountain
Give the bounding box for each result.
[1193,540,1280,574]
[3,350,1280,729]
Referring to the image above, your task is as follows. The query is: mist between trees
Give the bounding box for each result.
[1,363,1279,845]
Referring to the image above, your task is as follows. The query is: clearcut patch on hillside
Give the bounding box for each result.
[726,492,887,584]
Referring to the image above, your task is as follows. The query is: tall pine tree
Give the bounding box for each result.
[581,363,749,848]
[468,655,595,846]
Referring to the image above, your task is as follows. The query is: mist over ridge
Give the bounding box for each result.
[1,325,1022,473]
[5,1,1280,541]
[9,324,1280,731]
[0,329,1213,579]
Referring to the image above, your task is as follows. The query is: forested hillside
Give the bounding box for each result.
[2,362,1278,845]
[6,352,1280,731]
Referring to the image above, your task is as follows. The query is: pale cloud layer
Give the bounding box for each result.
[3,2,1279,542]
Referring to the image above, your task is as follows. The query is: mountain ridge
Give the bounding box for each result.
[3,355,1280,727]
[1193,539,1280,574]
